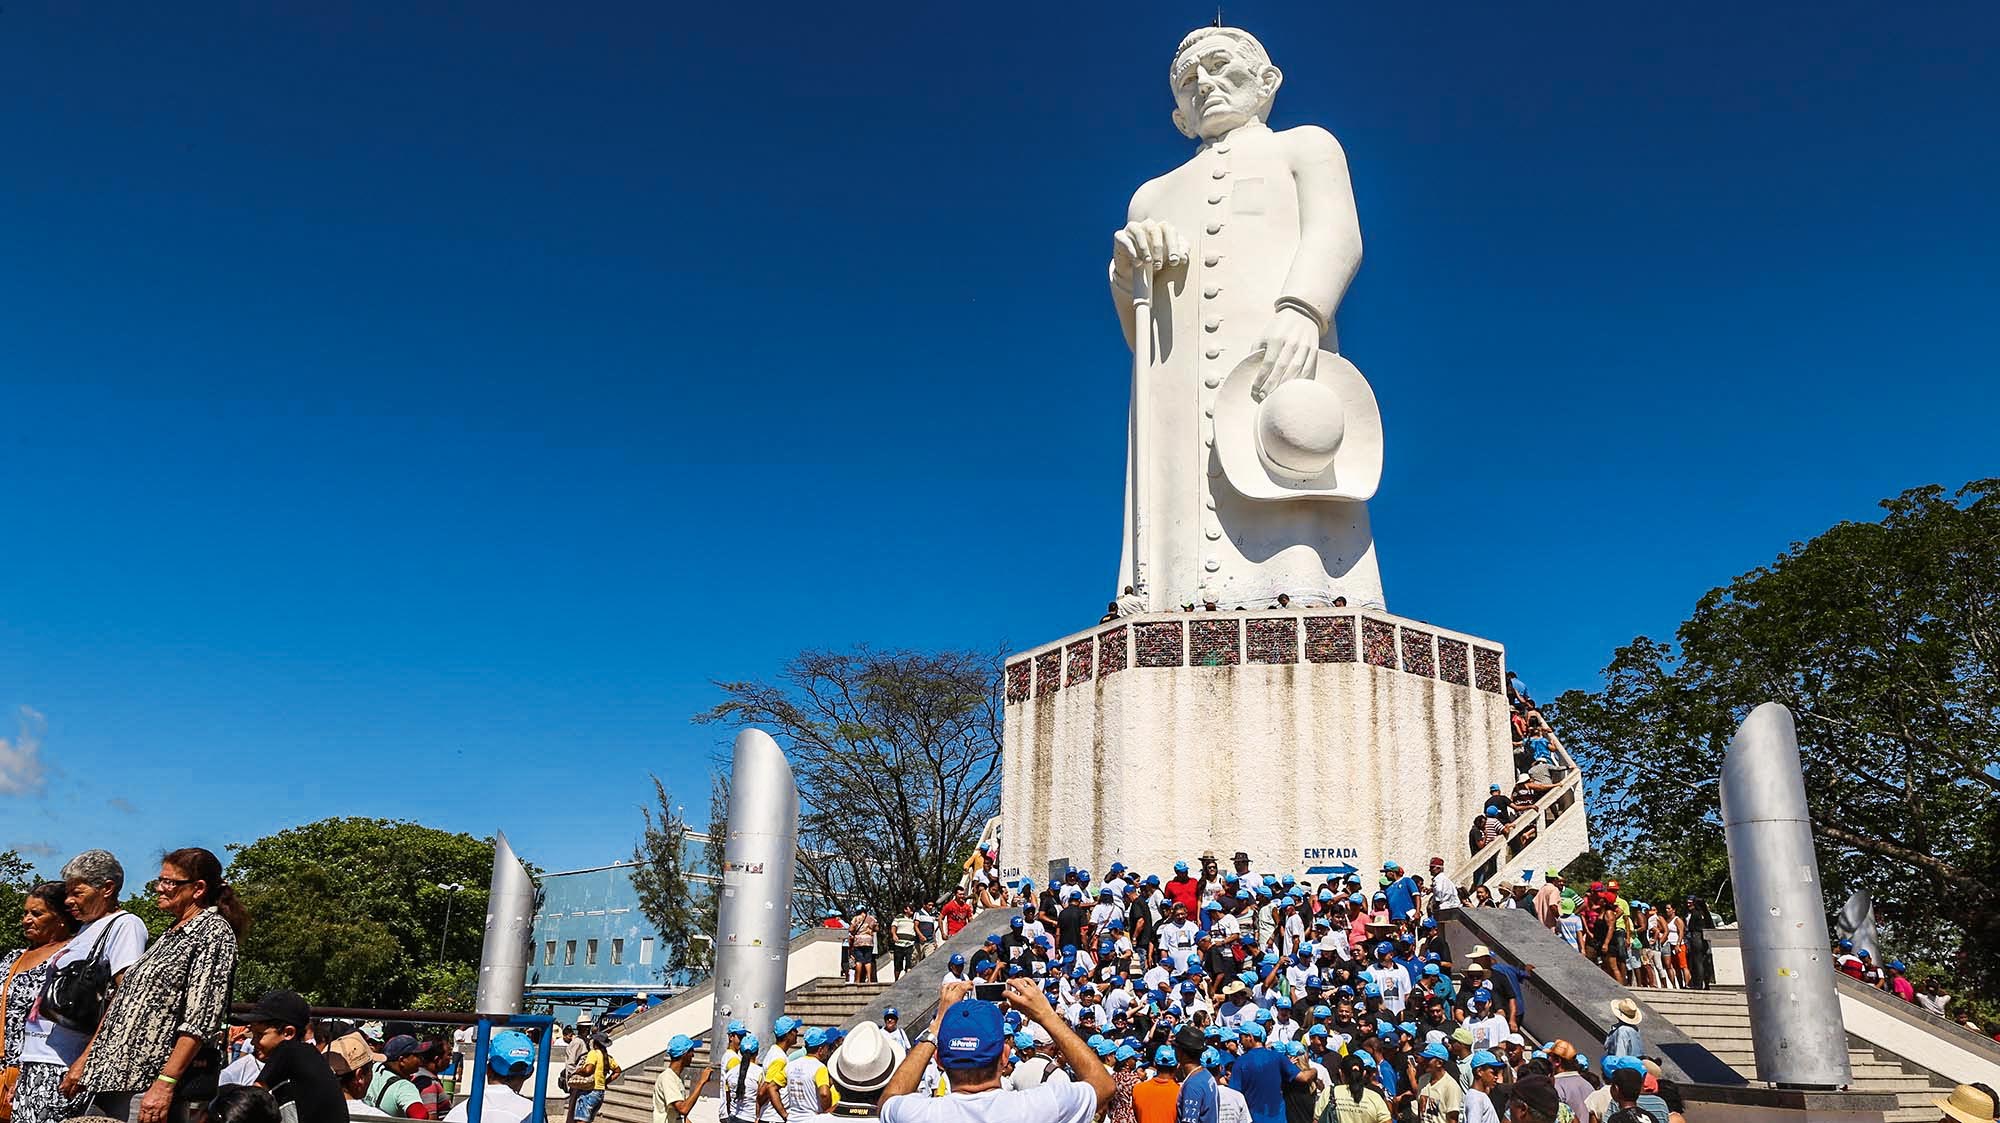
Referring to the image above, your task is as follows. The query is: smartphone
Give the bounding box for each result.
[975,981,1006,1003]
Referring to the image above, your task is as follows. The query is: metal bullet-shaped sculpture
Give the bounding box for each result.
[711,728,801,1054]
[475,831,540,1015]
[1719,702,1850,1089]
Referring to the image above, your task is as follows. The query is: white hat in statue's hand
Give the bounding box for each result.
[1213,348,1383,502]
[1256,377,1346,481]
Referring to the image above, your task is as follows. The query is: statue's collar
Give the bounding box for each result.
[1200,121,1271,151]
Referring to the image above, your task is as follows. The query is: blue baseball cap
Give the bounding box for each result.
[1421,1042,1450,1062]
[1154,1045,1177,1066]
[1311,1005,1332,1019]
[727,1020,747,1035]
[937,1001,1005,1070]
[487,1030,538,1075]
[1144,875,1161,886]
[1094,1039,1118,1057]
[804,1028,829,1048]
[1217,1028,1239,1044]
[949,953,966,966]
[1307,1024,1329,1038]
[1254,1008,1274,1024]
[884,1007,899,1019]
[1201,1046,1225,1070]
[1175,861,1189,872]
[1422,963,1441,976]
[1471,1050,1504,1071]
[1202,901,1222,913]
[1224,873,1239,884]
[1239,1023,1266,1040]
[664,1034,697,1061]
[1012,1031,1033,1049]
[739,1033,760,1055]
[774,1016,802,1036]
[1011,917,1024,928]
[1115,1045,1139,1062]
[1317,889,1335,901]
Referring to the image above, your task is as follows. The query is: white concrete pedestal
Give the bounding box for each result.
[999,609,1524,882]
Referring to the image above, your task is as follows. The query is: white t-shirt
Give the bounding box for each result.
[1469,1014,1510,1051]
[882,1079,1096,1123]
[444,1085,532,1123]
[783,1055,829,1117]
[218,1053,264,1087]
[1462,1088,1501,1123]
[19,910,150,1066]
[1159,922,1200,972]
[1006,1056,1051,1090]
[722,1056,764,1121]
[1218,1083,1250,1123]
[1365,964,1412,1015]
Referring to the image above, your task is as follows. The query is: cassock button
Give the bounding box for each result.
[1205,527,1221,541]
[1204,496,1217,510]
[1204,559,1221,572]
[1203,255,1220,267]
[1204,286,1220,299]
[1205,347,1220,359]
[1204,375,1221,388]
[1206,223,1222,235]
[1203,318,1221,332]
[1212,168,1228,180]
[1208,194,1224,205]
[1215,144,1231,155]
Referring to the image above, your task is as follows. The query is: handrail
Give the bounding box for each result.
[1454,740,1584,891]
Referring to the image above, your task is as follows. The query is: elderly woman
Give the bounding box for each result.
[16,851,149,1123]
[76,847,247,1123]
[1,884,79,1123]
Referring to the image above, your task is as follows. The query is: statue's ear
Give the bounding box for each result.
[1260,64,1285,108]
[1172,106,1197,140]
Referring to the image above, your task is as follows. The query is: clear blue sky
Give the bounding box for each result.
[3,3,1994,878]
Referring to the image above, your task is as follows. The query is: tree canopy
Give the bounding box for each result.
[630,774,718,978]
[699,647,1002,916]
[1554,479,2000,989]
[226,817,499,1007]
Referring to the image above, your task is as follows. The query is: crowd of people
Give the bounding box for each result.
[735,846,2000,1123]
[730,852,1695,1123]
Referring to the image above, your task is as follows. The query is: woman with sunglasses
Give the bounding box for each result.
[75,847,249,1123]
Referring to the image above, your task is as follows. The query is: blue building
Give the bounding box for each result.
[526,832,825,1023]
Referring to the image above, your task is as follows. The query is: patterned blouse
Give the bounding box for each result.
[1109,1068,1143,1123]
[0,947,60,1067]
[80,907,236,1093]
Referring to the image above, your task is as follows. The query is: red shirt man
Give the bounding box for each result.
[1162,867,1201,916]
[941,890,973,937]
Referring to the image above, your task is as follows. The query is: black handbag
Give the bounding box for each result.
[38,912,122,1033]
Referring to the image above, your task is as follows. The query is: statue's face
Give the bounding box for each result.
[1172,36,1278,140]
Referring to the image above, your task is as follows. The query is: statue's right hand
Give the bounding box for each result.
[1113,219,1187,273]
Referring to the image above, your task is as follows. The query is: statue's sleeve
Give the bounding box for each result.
[1280,126,1364,344]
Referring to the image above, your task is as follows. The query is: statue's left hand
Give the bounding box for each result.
[1250,306,1322,400]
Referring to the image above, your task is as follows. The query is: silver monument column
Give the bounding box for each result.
[475,831,539,1015]
[711,728,801,1054]
[1719,702,1850,1089]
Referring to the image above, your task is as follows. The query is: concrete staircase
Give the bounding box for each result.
[595,979,890,1123]
[1634,987,1953,1122]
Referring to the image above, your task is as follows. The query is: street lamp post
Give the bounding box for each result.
[438,882,466,962]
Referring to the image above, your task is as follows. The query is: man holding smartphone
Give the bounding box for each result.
[880,978,1114,1123]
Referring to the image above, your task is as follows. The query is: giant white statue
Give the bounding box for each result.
[1111,26,1384,613]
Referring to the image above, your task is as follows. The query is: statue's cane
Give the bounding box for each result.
[1129,264,1156,601]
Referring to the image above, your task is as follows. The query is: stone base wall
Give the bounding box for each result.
[1000,609,1521,883]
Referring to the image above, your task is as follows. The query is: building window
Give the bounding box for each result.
[586,939,599,966]
[639,937,655,965]
[611,938,624,965]
[564,940,577,966]
[544,941,556,966]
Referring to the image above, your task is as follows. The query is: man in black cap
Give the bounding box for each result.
[367,1036,433,1117]
[245,990,347,1123]
[1505,1074,1562,1123]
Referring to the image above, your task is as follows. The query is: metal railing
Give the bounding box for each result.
[1455,738,1585,890]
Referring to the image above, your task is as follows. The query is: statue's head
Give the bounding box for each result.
[1170,27,1281,141]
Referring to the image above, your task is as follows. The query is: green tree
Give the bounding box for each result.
[0,850,41,958]
[699,647,1003,917]
[1553,479,2000,989]
[630,775,718,978]
[226,818,500,1007]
